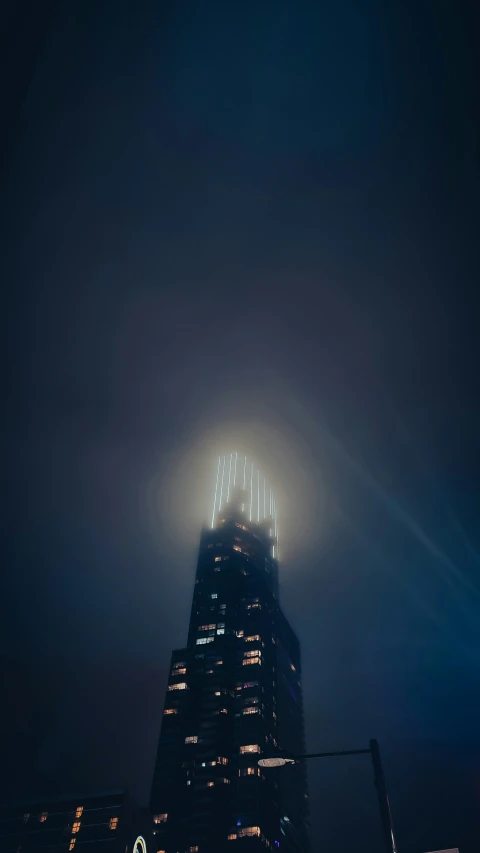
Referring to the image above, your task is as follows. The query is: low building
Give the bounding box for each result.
[0,788,149,853]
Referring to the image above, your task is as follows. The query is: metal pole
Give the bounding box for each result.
[369,739,397,853]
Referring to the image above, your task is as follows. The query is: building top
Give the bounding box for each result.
[211,454,279,557]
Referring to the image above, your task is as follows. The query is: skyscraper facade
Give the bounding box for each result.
[150,455,309,853]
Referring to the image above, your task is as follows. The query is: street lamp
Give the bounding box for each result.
[258,738,397,853]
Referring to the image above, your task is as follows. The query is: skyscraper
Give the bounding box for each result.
[150,455,309,853]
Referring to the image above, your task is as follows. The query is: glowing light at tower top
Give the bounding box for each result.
[211,454,279,558]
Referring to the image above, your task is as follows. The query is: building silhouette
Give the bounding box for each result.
[0,789,147,853]
[150,455,309,853]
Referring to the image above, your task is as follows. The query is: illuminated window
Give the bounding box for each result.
[228,833,237,840]
[173,661,186,670]
[244,696,259,705]
[242,656,261,666]
[199,624,216,631]
[172,666,186,675]
[243,707,259,715]
[164,707,178,715]
[23,814,30,823]
[217,622,225,628]
[72,821,81,834]
[242,681,258,689]
[290,663,296,672]
[217,756,228,765]
[153,814,168,824]
[219,777,230,784]
[272,711,277,719]
[109,817,118,830]
[185,735,198,744]
[240,744,260,754]
[238,826,261,838]
[216,629,225,635]
[210,593,218,599]
[219,707,228,714]
[235,523,248,531]
[196,637,214,645]
[244,634,261,642]
[168,682,188,690]
[215,691,221,696]
[233,545,242,552]
[214,556,229,562]
[69,839,76,851]
[236,630,244,638]
[207,781,214,787]
[239,766,259,776]
[75,807,83,819]
[39,812,48,822]
[244,649,261,658]
[188,847,199,852]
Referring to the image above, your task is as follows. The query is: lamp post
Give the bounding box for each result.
[258,738,397,853]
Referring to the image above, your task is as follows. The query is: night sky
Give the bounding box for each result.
[2,1,480,852]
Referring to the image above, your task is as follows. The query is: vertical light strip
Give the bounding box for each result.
[218,455,226,515]
[250,463,253,521]
[234,452,238,487]
[227,453,233,503]
[211,456,221,528]
[257,469,260,522]
[263,478,266,519]
[243,455,247,489]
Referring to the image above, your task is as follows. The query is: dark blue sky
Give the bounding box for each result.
[2,1,480,852]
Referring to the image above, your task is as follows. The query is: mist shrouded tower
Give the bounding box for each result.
[150,454,309,853]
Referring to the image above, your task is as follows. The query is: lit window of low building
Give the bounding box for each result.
[72,821,81,834]
[216,628,225,635]
[242,656,261,666]
[69,839,76,851]
[238,826,261,838]
[243,707,259,714]
[244,634,261,642]
[168,682,188,690]
[188,847,199,852]
[196,637,214,645]
[244,650,261,659]
[233,545,242,552]
[185,735,198,744]
[228,833,237,840]
[39,812,48,822]
[109,817,118,830]
[240,744,260,754]
[236,630,244,638]
[164,707,178,715]
[75,807,83,819]
[207,781,214,787]
[242,680,258,689]
[217,756,228,765]
[210,593,218,599]
[153,814,168,824]
[172,666,186,675]
[199,624,216,631]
